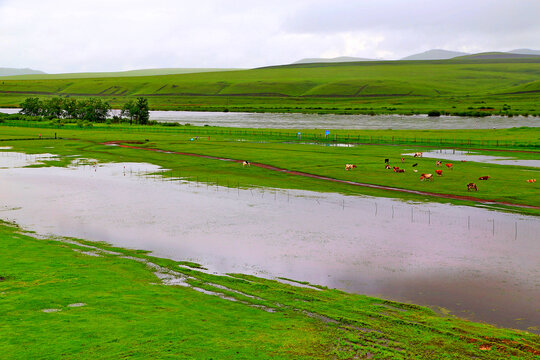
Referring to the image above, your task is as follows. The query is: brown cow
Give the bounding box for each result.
[436,161,442,166]
[385,164,391,169]
[242,161,251,167]
[445,163,453,170]
[420,173,433,181]
[467,183,478,191]
[527,179,536,183]
[345,164,357,170]
[478,176,490,180]
[413,152,423,157]
[436,169,443,176]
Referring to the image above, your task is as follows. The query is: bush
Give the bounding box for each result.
[427,110,441,117]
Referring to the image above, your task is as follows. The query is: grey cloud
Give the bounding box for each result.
[1,0,539,72]
[284,0,540,35]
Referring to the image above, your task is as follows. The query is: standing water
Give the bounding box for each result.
[0,151,538,332]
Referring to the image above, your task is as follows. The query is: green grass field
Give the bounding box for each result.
[1,123,539,358]
[1,221,539,359]
[0,122,538,215]
[1,58,540,115]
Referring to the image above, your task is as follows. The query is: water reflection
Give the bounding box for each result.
[0,152,538,332]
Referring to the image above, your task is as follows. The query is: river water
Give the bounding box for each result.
[1,108,539,129]
[0,151,538,332]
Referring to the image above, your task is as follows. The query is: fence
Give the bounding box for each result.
[108,163,537,242]
[1,120,539,150]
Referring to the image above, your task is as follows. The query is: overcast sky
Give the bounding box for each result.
[1,0,539,73]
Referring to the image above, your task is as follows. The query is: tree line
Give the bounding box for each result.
[19,97,150,124]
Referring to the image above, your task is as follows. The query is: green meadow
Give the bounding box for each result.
[1,121,540,358]
[1,58,540,115]
[0,121,539,214]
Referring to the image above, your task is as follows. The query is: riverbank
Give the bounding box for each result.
[1,221,538,359]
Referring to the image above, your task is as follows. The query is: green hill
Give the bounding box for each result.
[1,58,539,115]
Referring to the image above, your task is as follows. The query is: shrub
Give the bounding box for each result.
[428,110,441,117]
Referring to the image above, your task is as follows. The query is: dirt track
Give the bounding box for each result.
[103,141,540,210]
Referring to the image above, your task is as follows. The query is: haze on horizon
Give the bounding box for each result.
[1,0,539,73]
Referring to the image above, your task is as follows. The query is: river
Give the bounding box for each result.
[1,108,539,129]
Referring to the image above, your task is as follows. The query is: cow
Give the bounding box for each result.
[527,179,536,183]
[242,161,251,167]
[467,183,478,191]
[445,163,453,170]
[395,169,405,173]
[436,161,442,166]
[384,158,389,164]
[401,157,405,163]
[412,163,418,167]
[413,152,423,157]
[385,164,391,169]
[420,173,433,181]
[345,164,357,170]
[478,176,490,180]
[436,170,443,176]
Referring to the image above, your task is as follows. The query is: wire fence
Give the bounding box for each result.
[1,150,537,243]
[109,163,537,242]
[1,119,539,149]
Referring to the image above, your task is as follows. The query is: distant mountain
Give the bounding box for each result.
[0,67,46,77]
[455,52,540,60]
[0,68,241,80]
[293,56,377,64]
[400,49,469,61]
[509,48,540,55]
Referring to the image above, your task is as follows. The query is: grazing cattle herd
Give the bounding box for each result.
[241,149,536,194]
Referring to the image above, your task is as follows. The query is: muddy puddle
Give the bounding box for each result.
[404,149,540,168]
[0,151,538,332]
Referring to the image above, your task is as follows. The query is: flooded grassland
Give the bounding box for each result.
[0,151,538,333]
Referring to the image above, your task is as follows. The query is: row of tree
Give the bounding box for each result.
[19,97,150,124]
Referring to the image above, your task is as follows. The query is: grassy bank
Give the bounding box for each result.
[1,58,540,116]
[1,221,539,359]
[0,122,539,215]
